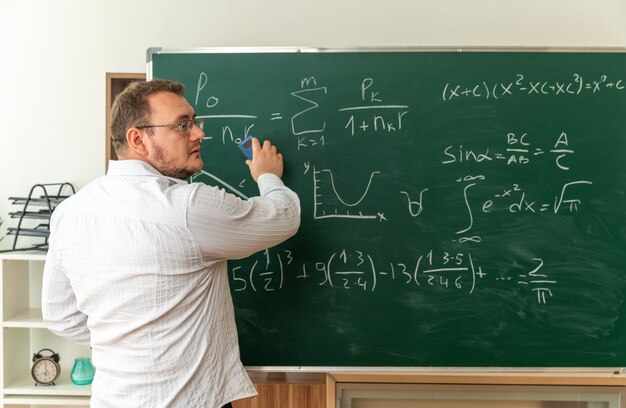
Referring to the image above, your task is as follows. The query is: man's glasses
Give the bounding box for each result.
[136,118,204,135]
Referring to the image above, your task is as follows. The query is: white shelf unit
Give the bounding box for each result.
[1,252,91,407]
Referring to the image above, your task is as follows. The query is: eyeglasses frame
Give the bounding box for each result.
[136,118,204,135]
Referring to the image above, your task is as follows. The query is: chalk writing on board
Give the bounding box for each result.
[434,129,593,243]
[232,249,292,293]
[186,69,605,309]
[515,258,557,304]
[291,77,327,151]
[190,170,249,199]
[312,166,383,220]
[291,86,327,136]
[453,175,593,243]
[297,135,325,150]
[343,110,409,136]
[400,189,429,217]
[442,73,625,101]
[340,78,409,136]
[442,131,574,170]
[230,248,555,304]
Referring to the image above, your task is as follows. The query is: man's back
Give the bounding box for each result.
[43,160,300,407]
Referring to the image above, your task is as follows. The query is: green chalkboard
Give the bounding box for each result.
[150,48,626,368]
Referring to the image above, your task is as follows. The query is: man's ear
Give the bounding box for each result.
[126,128,148,156]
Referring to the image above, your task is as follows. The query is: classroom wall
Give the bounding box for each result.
[0,0,625,250]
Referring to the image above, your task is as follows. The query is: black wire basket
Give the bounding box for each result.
[1,183,75,252]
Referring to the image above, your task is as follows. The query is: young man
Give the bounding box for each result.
[42,79,301,407]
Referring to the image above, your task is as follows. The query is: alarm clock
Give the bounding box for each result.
[31,348,61,386]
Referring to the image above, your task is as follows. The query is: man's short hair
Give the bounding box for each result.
[110,79,186,155]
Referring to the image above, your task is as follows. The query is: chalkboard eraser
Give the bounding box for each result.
[238,135,254,160]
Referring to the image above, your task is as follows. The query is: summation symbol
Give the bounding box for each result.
[291,76,327,136]
[312,166,383,220]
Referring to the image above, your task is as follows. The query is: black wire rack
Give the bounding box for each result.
[0,183,75,253]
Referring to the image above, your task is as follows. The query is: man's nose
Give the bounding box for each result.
[191,125,205,141]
